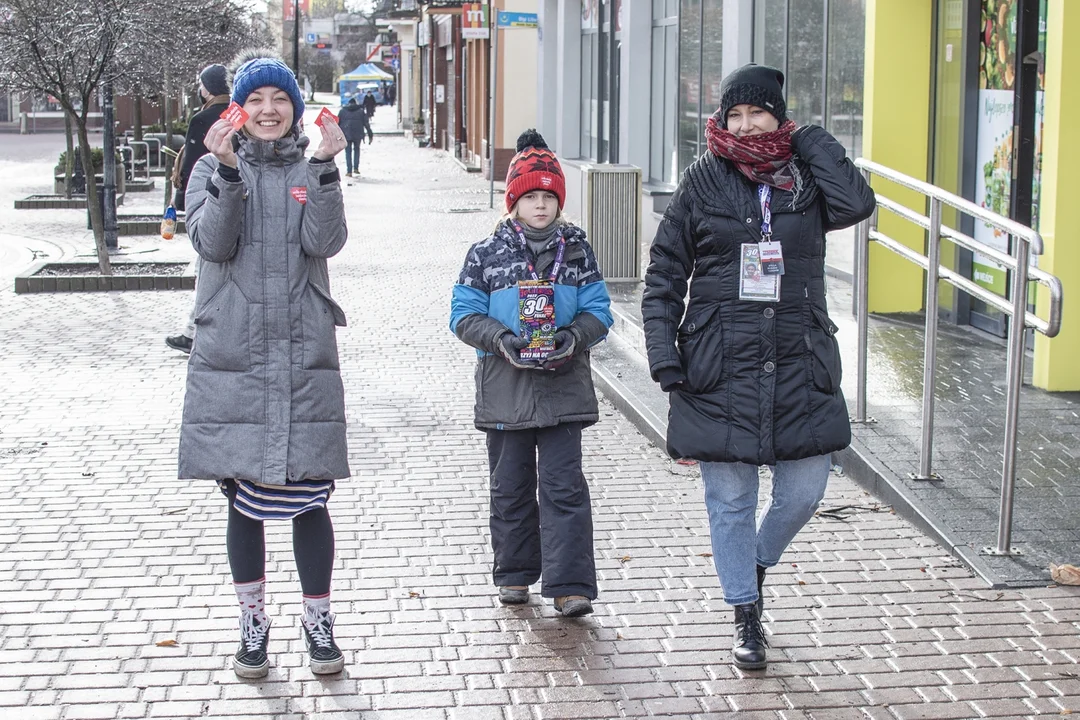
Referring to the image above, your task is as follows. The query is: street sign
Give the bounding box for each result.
[390,57,400,71]
[366,42,381,61]
[496,11,538,29]
[462,2,490,39]
[306,32,316,44]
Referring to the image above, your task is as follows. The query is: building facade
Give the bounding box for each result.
[408,1,538,181]
[534,0,1079,391]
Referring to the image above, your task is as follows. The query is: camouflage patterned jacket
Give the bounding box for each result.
[450,220,614,430]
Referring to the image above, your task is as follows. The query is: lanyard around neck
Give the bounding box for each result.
[511,220,567,281]
[758,184,773,239]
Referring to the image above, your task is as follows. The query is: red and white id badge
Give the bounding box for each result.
[518,280,556,361]
[759,240,785,275]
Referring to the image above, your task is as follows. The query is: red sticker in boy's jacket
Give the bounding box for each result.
[290,187,307,204]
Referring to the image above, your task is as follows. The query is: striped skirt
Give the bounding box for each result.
[218,478,335,521]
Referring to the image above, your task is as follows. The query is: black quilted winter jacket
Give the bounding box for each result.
[641,124,875,465]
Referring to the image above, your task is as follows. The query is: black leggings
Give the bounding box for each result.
[223,480,335,596]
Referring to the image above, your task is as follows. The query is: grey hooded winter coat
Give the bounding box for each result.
[177,131,350,485]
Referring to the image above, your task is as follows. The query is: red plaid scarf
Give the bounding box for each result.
[705,114,798,190]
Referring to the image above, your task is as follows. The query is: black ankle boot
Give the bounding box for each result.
[732,603,768,670]
[755,565,767,618]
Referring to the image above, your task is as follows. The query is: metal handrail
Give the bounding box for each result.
[873,195,1063,336]
[126,141,151,181]
[852,158,1064,558]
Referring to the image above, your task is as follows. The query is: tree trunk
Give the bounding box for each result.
[101,81,118,251]
[133,94,143,142]
[162,75,171,149]
[63,109,75,200]
[77,116,112,275]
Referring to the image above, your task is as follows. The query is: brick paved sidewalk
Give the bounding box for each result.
[0,123,1077,719]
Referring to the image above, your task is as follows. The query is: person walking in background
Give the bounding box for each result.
[180,49,350,679]
[641,64,875,670]
[338,97,372,178]
[164,63,231,354]
[362,90,376,118]
[450,130,613,618]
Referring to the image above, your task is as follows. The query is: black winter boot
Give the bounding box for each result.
[756,564,767,618]
[732,603,768,670]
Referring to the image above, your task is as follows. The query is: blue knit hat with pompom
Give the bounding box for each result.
[231,57,305,127]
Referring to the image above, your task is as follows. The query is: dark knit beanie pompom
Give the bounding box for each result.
[516,129,548,153]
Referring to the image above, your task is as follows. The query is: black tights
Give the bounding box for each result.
[224,481,335,596]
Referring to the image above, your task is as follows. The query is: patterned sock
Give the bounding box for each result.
[301,593,331,631]
[235,578,268,626]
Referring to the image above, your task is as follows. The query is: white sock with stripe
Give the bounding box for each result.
[302,593,331,631]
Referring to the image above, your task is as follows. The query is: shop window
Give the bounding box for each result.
[677,0,722,175]
[752,0,865,157]
[580,0,622,162]
[581,30,597,159]
[786,1,825,127]
[826,0,865,158]
[650,11,678,184]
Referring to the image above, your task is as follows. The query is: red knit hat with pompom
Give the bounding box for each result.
[504,129,566,212]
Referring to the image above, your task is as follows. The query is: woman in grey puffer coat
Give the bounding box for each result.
[178,50,349,680]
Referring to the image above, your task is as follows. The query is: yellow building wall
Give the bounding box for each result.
[862,1,933,313]
[1033,0,1080,390]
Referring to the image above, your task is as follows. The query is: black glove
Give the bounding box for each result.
[542,328,578,371]
[496,332,537,370]
[656,367,686,392]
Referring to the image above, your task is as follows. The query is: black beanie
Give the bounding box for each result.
[199,64,229,97]
[718,63,787,125]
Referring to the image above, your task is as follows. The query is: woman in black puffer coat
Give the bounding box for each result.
[641,64,875,671]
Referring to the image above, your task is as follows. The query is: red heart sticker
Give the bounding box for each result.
[221,101,249,130]
[290,187,307,204]
[314,107,337,128]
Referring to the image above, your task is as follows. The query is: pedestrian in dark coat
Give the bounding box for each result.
[172,64,231,212]
[450,130,614,618]
[180,49,350,681]
[641,64,875,671]
[362,90,376,118]
[164,63,231,354]
[337,97,372,177]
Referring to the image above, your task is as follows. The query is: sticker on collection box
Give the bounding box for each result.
[518,280,556,361]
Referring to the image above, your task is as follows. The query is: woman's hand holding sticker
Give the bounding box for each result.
[205,117,240,169]
[312,110,346,161]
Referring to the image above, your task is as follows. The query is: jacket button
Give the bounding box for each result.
[763,361,776,373]
[746,217,753,223]
[687,323,696,333]
[764,308,774,319]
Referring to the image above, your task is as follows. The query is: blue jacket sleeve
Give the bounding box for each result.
[571,240,614,347]
[451,245,509,353]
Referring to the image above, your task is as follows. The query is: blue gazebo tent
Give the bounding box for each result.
[337,63,394,105]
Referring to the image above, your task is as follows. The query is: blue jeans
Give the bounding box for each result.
[701,455,830,605]
[344,141,361,174]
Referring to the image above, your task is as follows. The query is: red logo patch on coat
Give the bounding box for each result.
[290,187,307,204]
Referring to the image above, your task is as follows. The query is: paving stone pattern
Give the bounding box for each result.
[0,111,1077,719]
